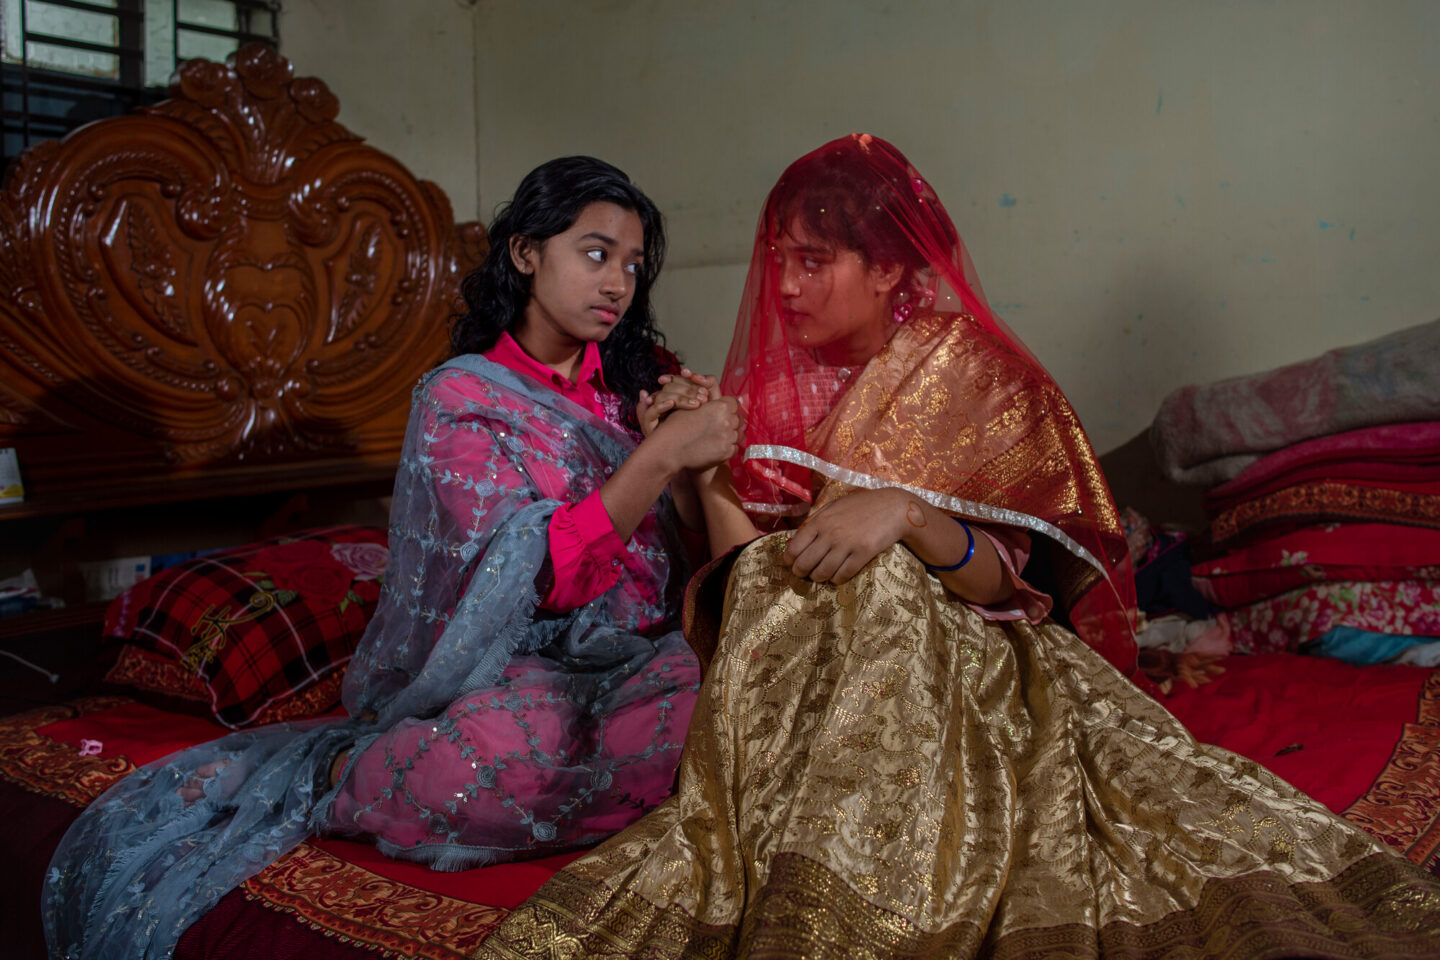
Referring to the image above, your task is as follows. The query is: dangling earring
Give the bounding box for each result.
[892,289,911,324]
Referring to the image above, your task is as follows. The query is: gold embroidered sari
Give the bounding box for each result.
[478,536,1440,958]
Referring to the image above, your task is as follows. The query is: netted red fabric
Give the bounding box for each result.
[720,133,1138,673]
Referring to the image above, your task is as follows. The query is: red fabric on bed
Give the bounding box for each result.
[9,658,1440,959]
[174,846,580,960]
[40,668,1426,877]
[307,838,582,908]
[30,663,1429,841]
[1,782,88,960]
[1192,522,1440,607]
[38,701,230,765]
[1161,653,1428,813]
[35,701,579,904]
[176,885,363,960]
[1209,476,1440,548]
[102,527,388,730]
[1205,420,1440,514]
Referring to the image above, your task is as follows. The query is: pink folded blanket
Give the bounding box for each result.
[1204,420,1440,514]
[1150,318,1440,485]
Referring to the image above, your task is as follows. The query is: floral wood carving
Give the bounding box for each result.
[0,43,486,498]
[122,200,191,343]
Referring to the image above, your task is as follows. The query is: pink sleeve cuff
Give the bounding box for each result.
[961,525,1054,624]
[540,490,629,613]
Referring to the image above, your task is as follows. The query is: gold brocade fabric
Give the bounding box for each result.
[478,537,1440,960]
[810,314,1115,548]
[808,316,1127,663]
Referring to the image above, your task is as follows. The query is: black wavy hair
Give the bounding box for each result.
[451,156,672,428]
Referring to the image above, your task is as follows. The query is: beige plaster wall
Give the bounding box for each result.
[474,0,1440,453]
[281,0,480,221]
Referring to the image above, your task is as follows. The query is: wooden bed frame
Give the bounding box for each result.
[0,42,484,510]
[0,43,485,651]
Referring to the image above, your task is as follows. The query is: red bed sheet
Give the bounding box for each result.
[4,653,1439,960]
[2,698,582,960]
[1162,653,1440,867]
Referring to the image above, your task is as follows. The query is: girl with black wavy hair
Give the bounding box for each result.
[44,156,741,960]
[453,155,673,428]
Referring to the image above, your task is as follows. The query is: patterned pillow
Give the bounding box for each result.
[102,526,388,729]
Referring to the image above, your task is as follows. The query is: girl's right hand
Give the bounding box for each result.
[651,396,741,471]
[638,370,720,437]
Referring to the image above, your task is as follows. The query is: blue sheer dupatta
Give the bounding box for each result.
[44,355,694,959]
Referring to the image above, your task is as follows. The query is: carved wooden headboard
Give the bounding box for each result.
[0,43,486,516]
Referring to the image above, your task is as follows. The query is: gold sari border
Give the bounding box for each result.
[483,849,1440,960]
[742,443,1108,576]
[476,867,732,959]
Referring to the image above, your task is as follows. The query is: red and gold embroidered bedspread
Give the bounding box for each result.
[3,656,1438,959]
[0,698,579,960]
[1163,653,1440,873]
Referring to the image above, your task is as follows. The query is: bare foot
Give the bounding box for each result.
[176,759,229,805]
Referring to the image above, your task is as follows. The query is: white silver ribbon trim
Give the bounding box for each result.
[742,444,1108,576]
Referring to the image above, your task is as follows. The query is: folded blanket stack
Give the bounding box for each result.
[1150,319,1440,661]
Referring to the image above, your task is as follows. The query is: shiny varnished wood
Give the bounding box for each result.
[0,43,486,509]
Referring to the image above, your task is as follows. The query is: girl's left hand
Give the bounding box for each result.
[785,487,908,584]
[638,369,720,437]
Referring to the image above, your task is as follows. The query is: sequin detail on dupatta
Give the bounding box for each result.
[43,355,699,959]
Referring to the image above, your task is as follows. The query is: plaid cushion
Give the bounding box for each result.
[102,526,388,729]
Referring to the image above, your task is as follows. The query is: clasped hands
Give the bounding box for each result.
[637,368,739,473]
[638,372,910,584]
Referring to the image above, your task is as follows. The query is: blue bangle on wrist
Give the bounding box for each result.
[924,517,975,572]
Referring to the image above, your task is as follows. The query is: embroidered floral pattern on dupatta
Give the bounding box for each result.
[42,356,699,960]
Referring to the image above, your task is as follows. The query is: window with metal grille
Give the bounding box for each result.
[1,0,280,172]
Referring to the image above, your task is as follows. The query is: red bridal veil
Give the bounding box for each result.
[720,133,1139,674]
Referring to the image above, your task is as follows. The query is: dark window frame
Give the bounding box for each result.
[2,0,280,172]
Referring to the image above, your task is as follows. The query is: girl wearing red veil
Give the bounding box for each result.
[479,136,1440,959]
